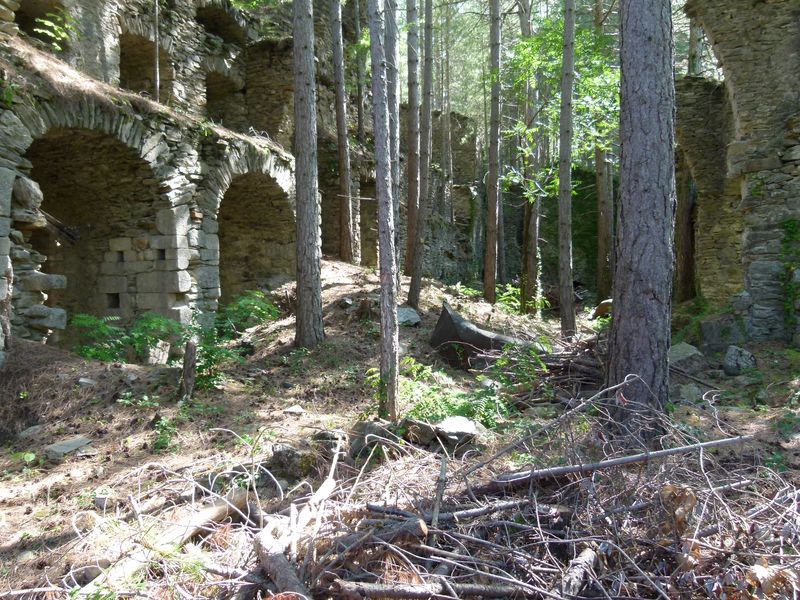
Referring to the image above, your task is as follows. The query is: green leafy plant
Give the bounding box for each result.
[195,327,243,389]
[71,314,127,361]
[116,391,160,409]
[216,290,280,339]
[153,417,178,452]
[128,312,185,358]
[1,81,18,108]
[33,8,79,52]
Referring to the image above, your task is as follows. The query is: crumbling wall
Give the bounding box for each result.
[675,77,743,306]
[685,0,800,344]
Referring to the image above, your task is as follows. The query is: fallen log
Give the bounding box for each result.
[332,577,534,598]
[487,435,753,491]
[254,517,310,597]
[78,488,249,597]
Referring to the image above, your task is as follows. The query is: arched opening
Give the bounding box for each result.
[217,173,295,302]
[14,0,70,48]
[359,178,377,267]
[197,6,247,46]
[13,128,174,337]
[119,32,174,103]
[205,71,246,131]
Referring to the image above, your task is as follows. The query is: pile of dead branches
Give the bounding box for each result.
[6,395,798,600]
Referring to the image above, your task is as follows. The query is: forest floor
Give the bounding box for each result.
[1,259,800,598]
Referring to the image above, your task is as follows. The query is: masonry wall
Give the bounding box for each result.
[685,0,800,344]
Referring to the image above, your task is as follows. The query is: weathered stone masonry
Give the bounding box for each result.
[680,0,800,345]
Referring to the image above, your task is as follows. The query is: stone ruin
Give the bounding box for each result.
[676,0,800,346]
[1,0,795,369]
[0,0,483,367]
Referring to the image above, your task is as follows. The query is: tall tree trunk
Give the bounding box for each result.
[606,0,676,436]
[558,0,576,337]
[154,0,160,102]
[293,0,324,349]
[404,0,420,276]
[484,0,501,304]
[442,0,453,223]
[518,0,541,315]
[594,0,613,300]
[332,0,354,263]
[407,0,433,309]
[386,0,401,283]
[354,0,366,143]
[368,0,400,421]
[674,152,695,303]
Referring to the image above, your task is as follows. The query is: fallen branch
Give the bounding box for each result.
[489,435,753,490]
[254,517,310,597]
[78,488,249,597]
[555,546,598,599]
[332,577,535,598]
[329,518,428,553]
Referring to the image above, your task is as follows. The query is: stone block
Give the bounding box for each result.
[0,112,33,154]
[11,208,47,227]
[197,266,220,289]
[0,217,10,236]
[45,436,92,461]
[98,275,127,292]
[150,235,188,249]
[783,146,800,162]
[28,307,67,330]
[668,342,707,374]
[11,176,42,211]
[156,205,190,236]
[136,292,172,309]
[0,236,9,254]
[0,167,14,216]
[20,271,66,291]
[108,237,132,252]
[136,270,192,293]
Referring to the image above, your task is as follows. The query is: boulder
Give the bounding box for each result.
[397,306,421,327]
[699,314,746,354]
[349,420,394,459]
[400,418,437,446]
[434,416,488,454]
[668,342,707,375]
[12,176,43,211]
[723,345,757,376]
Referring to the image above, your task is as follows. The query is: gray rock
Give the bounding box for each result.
[283,404,305,416]
[350,420,393,458]
[678,383,704,403]
[397,306,421,327]
[338,297,354,309]
[11,176,42,211]
[730,291,753,314]
[400,418,437,445]
[45,436,92,461]
[434,416,488,452]
[143,340,170,365]
[723,345,757,376]
[78,377,97,387]
[17,424,44,440]
[668,343,707,375]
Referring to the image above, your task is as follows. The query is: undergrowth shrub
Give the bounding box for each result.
[216,290,280,338]
[72,312,184,362]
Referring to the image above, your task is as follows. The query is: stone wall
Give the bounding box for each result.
[684,0,800,344]
[675,77,744,306]
[0,36,295,360]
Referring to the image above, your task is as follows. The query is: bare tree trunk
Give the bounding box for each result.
[332,0,354,263]
[154,0,160,103]
[674,152,695,303]
[558,0,577,337]
[442,0,453,224]
[484,0,501,304]
[518,0,541,316]
[368,0,399,421]
[294,0,324,349]
[606,0,676,436]
[354,0,366,143]
[594,0,613,300]
[385,0,401,286]
[404,0,420,276]
[407,0,433,309]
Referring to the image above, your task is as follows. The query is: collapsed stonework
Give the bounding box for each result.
[677,0,800,345]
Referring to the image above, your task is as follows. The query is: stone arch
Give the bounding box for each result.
[196,2,248,46]
[194,141,295,306]
[118,32,175,103]
[2,97,195,343]
[202,59,246,131]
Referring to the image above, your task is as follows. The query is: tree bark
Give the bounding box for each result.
[674,152,695,303]
[594,0,613,301]
[407,0,433,309]
[385,0,401,283]
[293,0,324,349]
[558,0,577,337]
[484,0,501,304]
[404,0,420,276]
[606,0,676,437]
[518,0,541,316]
[354,0,366,143]
[332,0,354,263]
[441,0,453,224]
[369,0,400,421]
